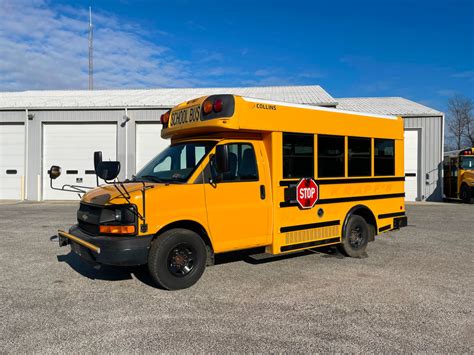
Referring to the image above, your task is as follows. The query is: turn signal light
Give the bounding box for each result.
[160,111,170,125]
[99,225,136,234]
[203,100,213,114]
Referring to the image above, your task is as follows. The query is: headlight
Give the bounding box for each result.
[99,205,138,232]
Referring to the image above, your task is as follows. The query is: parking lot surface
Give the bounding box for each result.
[0,202,472,352]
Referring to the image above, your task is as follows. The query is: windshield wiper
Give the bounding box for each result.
[139,175,167,183]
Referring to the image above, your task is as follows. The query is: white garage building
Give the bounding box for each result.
[0,86,443,201]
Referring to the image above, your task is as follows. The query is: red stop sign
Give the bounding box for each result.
[296,178,319,209]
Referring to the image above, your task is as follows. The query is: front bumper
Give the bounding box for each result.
[58,224,153,266]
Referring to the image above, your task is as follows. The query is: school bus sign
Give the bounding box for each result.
[296,178,319,209]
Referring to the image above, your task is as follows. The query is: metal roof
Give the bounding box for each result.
[0,85,337,110]
[336,97,443,117]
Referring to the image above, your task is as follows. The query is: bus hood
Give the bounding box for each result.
[82,182,155,205]
[463,171,474,184]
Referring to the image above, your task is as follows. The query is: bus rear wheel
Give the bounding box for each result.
[338,215,369,257]
[148,228,207,290]
[460,185,472,203]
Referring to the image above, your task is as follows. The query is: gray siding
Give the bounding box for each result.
[404,115,444,201]
[128,109,166,122]
[0,110,26,122]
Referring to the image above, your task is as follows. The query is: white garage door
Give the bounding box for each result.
[0,124,25,200]
[43,123,117,200]
[135,123,169,173]
[404,130,419,201]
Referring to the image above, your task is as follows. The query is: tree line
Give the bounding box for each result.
[446,95,474,151]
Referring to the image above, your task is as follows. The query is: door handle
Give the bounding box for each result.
[260,185,266,200]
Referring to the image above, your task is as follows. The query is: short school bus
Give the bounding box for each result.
[55,94,408,290]
[443,147,474,203]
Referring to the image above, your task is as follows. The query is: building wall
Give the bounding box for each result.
[404,115,444,201]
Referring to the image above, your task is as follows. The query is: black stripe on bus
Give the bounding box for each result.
[280,220,340,233]
[85,170,96,175]
[279,193,406,208]
[6,169,17,175]
[405,173,416,177]
[378,224,392,233]
[66,170,78,175]
[279,176,405,187]
[378,211,406,219]
[281,237,340,252]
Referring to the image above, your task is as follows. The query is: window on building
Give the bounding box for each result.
[318,135,345,178]
[348,137,371,177]
[374,139,395,176]
[282,133,314,178]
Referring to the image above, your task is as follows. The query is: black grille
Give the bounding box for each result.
[77,203,101,235]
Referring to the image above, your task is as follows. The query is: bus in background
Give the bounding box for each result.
[51,94,407,290]
[444,147,474,203]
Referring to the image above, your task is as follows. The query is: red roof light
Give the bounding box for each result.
[213,99,223,112]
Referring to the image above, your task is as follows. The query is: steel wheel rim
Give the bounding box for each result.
[167,243,196,277]
[348,225,365,249]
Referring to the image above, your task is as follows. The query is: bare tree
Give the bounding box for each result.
[447,95,473,150]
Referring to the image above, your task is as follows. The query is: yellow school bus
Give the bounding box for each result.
[53,94,407,290]
[443,147,474,203]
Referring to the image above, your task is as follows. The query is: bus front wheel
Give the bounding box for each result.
[148,228,207,290]
[460,184,471,203]
[338,215,369,257]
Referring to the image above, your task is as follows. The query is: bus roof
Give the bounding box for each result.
[161,94,404,140]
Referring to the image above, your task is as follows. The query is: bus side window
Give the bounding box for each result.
[348,137,371,177]
[282,133,314,178]
[318,135,345,178]
[211,143,259,182]
[374,139,395,176]
[451,159,458,177]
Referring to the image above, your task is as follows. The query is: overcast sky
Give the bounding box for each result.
[0,0,473,111]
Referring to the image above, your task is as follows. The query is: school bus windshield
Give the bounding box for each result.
[460,156,474,170]
[136,141,216,182]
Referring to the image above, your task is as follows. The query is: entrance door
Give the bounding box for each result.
[203,142,270,252]
[135,122,169,173]
[404,130,419,201]
[43,123,117,200]
[0,124,25,199]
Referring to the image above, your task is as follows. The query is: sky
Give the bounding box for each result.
[0,0,473,111]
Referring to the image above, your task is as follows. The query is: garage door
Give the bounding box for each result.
[404,130,419,201]
[0,124,25,200]
[135,123,169,173]
[43,123,117,200]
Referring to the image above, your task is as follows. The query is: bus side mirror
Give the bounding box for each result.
[96,161,121,181]
[94,151,120,180]
[215,145,230,173]
[94,151,103,173]
[49,165,61,180]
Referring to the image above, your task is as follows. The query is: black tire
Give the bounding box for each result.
[460,184,471,203]
[148,228,207,290]
[338,215,369,257]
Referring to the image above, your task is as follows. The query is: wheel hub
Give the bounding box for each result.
[349,225,364,249]
[167,244,195,277]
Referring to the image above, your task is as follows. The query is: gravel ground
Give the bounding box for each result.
[0,201,472,353]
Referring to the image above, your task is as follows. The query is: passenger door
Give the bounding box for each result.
[203,141,271,252]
